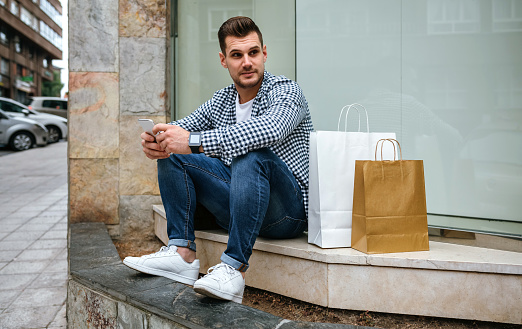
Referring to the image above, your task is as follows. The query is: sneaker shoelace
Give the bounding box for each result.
[205,263,237,281]
[142,246,176,258]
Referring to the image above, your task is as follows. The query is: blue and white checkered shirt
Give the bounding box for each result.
[171,71,314,214]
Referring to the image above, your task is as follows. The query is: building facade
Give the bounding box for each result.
[0,0,63,103]
[68,0,521,240]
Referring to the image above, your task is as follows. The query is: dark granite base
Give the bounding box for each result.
[68,223,370,329]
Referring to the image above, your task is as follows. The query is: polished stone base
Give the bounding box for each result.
[154,205,522,325]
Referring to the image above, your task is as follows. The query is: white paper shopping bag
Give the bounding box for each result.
[307,104,396,248]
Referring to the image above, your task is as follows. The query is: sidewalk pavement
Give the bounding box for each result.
[0,141,68,329]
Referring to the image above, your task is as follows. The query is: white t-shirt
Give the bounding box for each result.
[236,94,254,122]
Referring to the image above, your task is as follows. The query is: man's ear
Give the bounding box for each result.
[263,45,267,63]
[219,52,228,68]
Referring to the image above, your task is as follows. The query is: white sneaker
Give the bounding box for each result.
[123,245,200,286]
[193,263,245,303]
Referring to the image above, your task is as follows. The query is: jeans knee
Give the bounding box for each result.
[157,154,185,177]
[232,148,275,169]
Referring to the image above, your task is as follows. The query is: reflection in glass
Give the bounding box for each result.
[492,0,522,32]
[427,0,480,34]
[176,0,296,120]
[297,0,522,226]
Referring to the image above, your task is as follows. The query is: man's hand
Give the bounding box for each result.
[141,131,170,160]
[154,124,192,155]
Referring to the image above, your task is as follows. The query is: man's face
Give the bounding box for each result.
[219,32,267,91]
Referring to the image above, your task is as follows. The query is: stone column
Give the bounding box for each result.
[68,0,168,239]
[118,0,167,239]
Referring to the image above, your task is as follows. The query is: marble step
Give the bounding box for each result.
[153,205,522,325]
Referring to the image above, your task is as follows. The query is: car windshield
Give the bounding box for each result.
[42,100,67,109]
[0,100,27,113]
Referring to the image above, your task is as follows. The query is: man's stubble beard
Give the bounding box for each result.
[233,70,263,90]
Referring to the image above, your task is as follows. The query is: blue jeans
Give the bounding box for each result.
[157,148,307,272]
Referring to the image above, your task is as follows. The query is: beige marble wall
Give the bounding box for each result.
[69,159,120,224]
[119,0,167,38]
[68,0,169,236]
[68,72,120,159]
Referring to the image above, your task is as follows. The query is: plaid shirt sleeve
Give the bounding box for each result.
[169,99,215,132]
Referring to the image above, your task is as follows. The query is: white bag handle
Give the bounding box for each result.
[337,103,370,132]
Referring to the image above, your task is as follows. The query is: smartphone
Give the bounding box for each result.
[138,119,155,136]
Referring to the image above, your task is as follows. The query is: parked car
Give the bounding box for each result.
[0,109,48,151]
[0,97,68,143]
[26,96,68,119]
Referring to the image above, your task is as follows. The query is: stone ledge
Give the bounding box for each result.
[68,222,370,329]
[153,205,522,324]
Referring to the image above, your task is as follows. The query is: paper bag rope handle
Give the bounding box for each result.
[375,138,404,179]
[375,138,402,161]
[337,103,370,132]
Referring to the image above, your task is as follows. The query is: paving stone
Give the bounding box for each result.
[3,231,45,242]
[1,201,33,211]
[0,204,21,212]
[0,274,38,290]
[0,290,19,308]
[47,205,68,212]
[0,250,21,262]
[0,305,62,329]
[43,259,68,273]
[54,248,68,260]
[0,260,50,275]
[0,210,23,219]
[9,210,42,218]
[29,239,67,249]
[3,197,38,206]
[10,286,67,308]
[29,271,68,288]
[30,216,66,224]
[0,224,21,233]
[48,303,67,328]
[0,241,24,251]
[41,210,67,217]
[53,223,68,230]
[16,248,62,261]
[0,217,27,225]
[19,206,49,212]
[40,230,67,240]
[17,223,54,232]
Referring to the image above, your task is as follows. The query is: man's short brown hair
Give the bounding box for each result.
[218,16,263,55]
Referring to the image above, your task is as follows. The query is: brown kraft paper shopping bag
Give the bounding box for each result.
[351,139,429,254]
